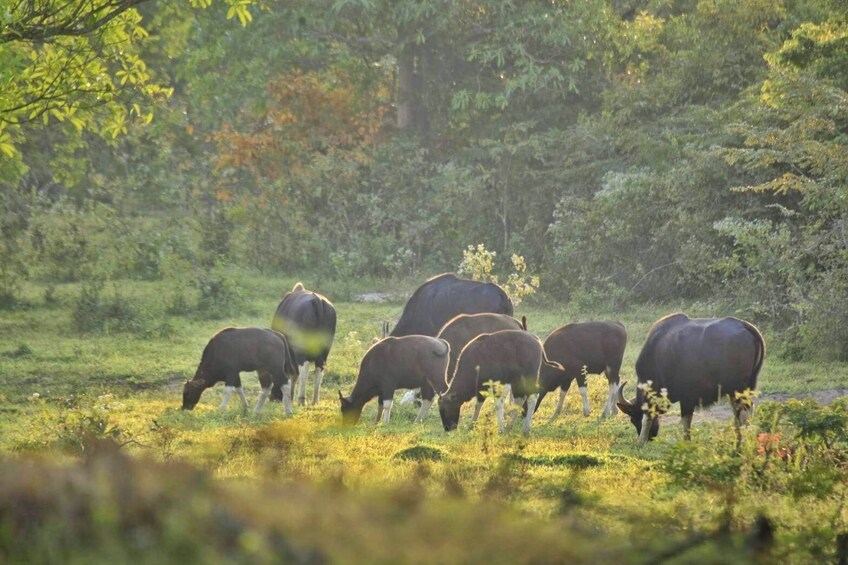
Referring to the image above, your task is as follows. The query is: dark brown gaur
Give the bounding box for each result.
[271,282,336,407]
[438,330,563,434]
[436,312,527,379]
[617,313,765,444]
[182,327,298,415]
[388,273,513,338]
[338,335,451,426]
[536,321,627,421]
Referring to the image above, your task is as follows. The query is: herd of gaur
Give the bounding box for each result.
[182,273,766,444]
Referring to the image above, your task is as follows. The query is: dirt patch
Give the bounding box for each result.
[662,389,848,424]
[354,292,394,303]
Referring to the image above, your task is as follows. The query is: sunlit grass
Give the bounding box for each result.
[0,274,845,562]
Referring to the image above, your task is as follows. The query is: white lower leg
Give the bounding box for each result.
[503,383,513,404]
[471,399,485,424]
[496,397,505,433]
[220,385,234,411]
[603,382,618,418]
[414,398,433,423]
[312,367,323,405]
[381,399,393,424]
[236,386,249,410]
[579,386,590,417]
[523,393,538,434]
[296,363,309,406]
[282,383,293,416]
[254,386,271,414]
[549,389,566,422]
[638,414,653,445]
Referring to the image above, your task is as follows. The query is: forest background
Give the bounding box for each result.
[3,0,848,361]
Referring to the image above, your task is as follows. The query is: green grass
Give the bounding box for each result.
[0,273,845,563]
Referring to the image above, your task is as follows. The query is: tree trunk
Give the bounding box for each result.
[397,43,416,130]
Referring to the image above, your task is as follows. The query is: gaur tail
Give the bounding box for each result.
[521,315,528,331]
[541,348,565,372]
[740,320,766,390]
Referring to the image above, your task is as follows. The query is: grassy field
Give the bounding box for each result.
[0,273,846,563]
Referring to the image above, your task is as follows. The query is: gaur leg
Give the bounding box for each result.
[502,383,513,405]
[296,362,309,406]
[533,388,548,416]
[220,373,242,411]
[576,372,590,417]
[523,393,539,435]
[378,384,396,424]
[254,371,272,415]
[638,414,654,445]
[236,386,249,410]
[496,393,507,433]
[220,387,234,410]
[282,382,292,416]
[374,395,384,424]
[549,387,568,423]
[381,398,394,424]
[311,364,324,405]
[414,386,435,424]
[471,393,486,425]
[602,366,621,418]
[270,370,293,416]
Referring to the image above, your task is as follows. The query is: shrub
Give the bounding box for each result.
[194,268,245,319]
[458,243,540,306]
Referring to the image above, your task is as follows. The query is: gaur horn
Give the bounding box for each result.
[338,389,344,400]
[617,381,633,406]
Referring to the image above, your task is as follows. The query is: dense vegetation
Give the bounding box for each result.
[2,0,848,359]
[2,0,848,562]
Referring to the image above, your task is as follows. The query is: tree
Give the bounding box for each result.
[0,0,256,179]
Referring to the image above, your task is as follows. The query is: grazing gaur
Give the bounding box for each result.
[536,321,627,421]
[438,330,563,434]
[617,313,765,444]
[182,327,298,415]
[388,273,513,338]
[339,336,451,426]
[271,282,336,407]
[436,313,527,379]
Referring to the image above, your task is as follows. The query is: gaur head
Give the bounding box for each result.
[338,390,361,426]
[438,393,462,431]
[182,380,206,410]
[615,381,659,441]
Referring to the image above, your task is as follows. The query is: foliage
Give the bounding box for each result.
[194,267,246,319]
[0,0,260,179]
[458,243,539,306]
[4,0,848,364]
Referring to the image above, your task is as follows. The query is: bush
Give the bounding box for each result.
[194,268,245,319]
[72,281,171,336]
[458,243,540,306]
